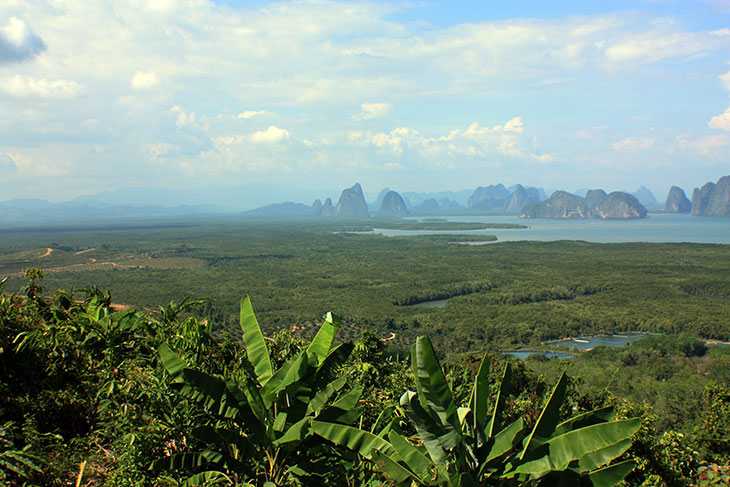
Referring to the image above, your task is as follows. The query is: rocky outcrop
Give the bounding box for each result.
[373,187,391,210]
[312,199,323,214]
[319,197,336,216]
[412,198,439,213]
[468,184,511,210]
[335,183,369,218]
[520,190,646,219]
[411,197,464,213]
[665,186,691,213]
[507,184,540,214]
[692,176,730,216]
[585,189,607,211]
[593,192,647,219]
[520,191,589,219]
[437,198,463,211]
[632,186,658,207]
[378,191,409,217]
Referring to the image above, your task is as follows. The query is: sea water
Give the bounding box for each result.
[373,213,730,244]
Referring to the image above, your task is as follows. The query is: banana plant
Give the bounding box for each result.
[316,335,640,486]
[153,296,363,486]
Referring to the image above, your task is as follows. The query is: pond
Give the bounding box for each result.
[545,333,650,351]
[406,298,448,308]
[503,351,575,360]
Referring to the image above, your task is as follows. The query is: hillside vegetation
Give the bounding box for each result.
[1,277,728,485]
[1,221,729,353]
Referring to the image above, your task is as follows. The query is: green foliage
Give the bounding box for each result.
[2,242,730,486]
[3,222,730,353]
[318,335,640,486]
[153,296,365,486]
[0,421,43,482]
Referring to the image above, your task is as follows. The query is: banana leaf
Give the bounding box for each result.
[388,431,433,482]
[260,351,308,406]
[487,363,511,438]
[412,336,461,434]
[400,390,458,465]
[553,406,615,437]
[311,421,397,460]
[306,376,348,416]
[577,439,633,473]
[588,460,636,487]
[547,418,641,471]
[520,372,568,458]
[240,295,273,386]
[468,354,490,433]
[306,312,340,367]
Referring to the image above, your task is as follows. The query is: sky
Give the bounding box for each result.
[1,0,730,203]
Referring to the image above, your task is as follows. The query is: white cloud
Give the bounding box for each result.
[238,110,269,119]
[603,28,729,65]
[130,71,160,90]
[0,154,18,173]
[708,70,730,131]
[709,107,730,131]
[676,133,730,156]
[170,105,197,128]
[350,118,551,163]
[502,117,524,133]
[145,142,180,162]
[573,125,608,139]
[5,152,68,176]
[250,125,290,143]
[612,136,655,151]
[1,1,729,198]
[0,75,83,99]
[353,102,392,121]
[0,17,46,63]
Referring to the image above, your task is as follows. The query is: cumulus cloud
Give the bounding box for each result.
[612,136,655,151]
[0,17,46,63]
[145,142,180,162]
[0,154,18,173]
[0,75,83,99]
[676,133,730,156]
[349,118,551,163]
[238,110,269,119]
[2,1,730,197]
[708,71,730,131]
[250,125,290,143]
[353,102,392,121]
[709,107,730,131]
[170,105,198,128]
[130,71,160,90]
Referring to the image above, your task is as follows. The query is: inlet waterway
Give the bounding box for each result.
[503,351,575,360]
[545,333,650,351]
[372,213,730,244]
[503,333,650,360]
[407,299,448,308]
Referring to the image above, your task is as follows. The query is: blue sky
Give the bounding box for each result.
[1,0,729,203]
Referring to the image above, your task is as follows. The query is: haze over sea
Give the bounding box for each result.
[374,214,730,244]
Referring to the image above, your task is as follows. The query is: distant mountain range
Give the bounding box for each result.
[1,176,728,227]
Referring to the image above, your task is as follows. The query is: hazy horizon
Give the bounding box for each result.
[2,0,729,202]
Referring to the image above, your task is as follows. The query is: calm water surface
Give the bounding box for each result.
[503,351,575,360]
[406,299,448,308]
[546,334,650,351]
[373,214,730,243]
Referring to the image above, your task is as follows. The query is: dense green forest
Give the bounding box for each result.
[1,275,728,486]
[1,220,729,353]
[1,220,729,485]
